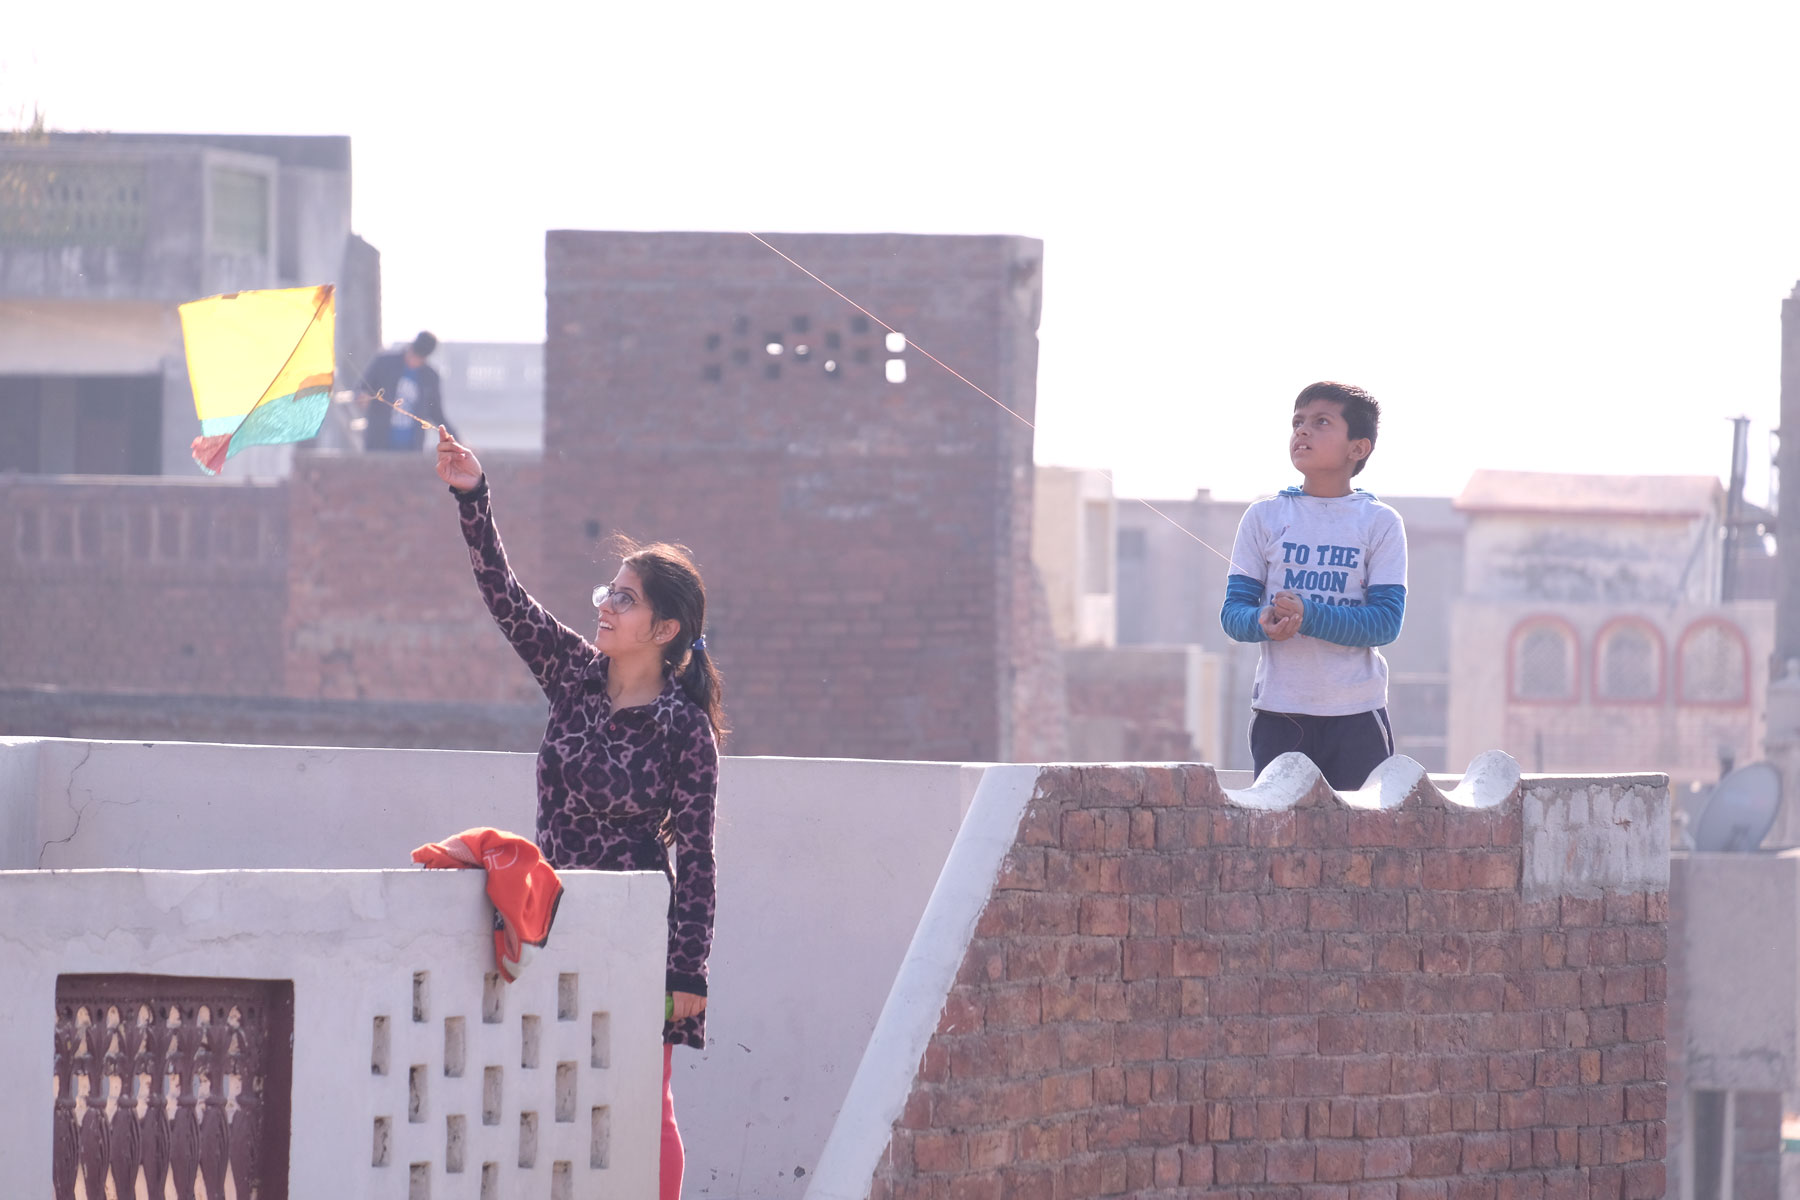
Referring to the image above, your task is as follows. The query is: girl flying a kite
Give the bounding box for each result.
[435,425,723,1200]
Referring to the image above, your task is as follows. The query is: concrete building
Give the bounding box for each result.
[1032,465,1117,648]
[1030,467,1227,763]
[431,340,544,454]
[1445,470,1772,791]
[0,132,380,479]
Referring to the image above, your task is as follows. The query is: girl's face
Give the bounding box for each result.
[592,565,674,658]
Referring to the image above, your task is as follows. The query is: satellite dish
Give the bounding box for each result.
[1693,761,1782,852]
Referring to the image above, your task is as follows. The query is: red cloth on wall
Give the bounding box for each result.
[412,828,564,983]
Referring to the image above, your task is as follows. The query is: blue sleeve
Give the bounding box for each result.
[1299,583,1406,648]
[1221,574,1269,643]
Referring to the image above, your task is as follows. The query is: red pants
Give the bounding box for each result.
[661,1043,684,1200]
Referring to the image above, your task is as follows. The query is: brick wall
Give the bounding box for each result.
[0,475,289,695]
[867,765,1667,1200]
[1063,648,1199,762]
[0,685,546,751]
[283,450,546,703]
[542,232,1043,760]
[2,451,551,747]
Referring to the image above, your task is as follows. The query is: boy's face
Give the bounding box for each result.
[1290,398,1368,476]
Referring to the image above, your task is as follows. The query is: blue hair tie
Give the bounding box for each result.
[691,635,706,654]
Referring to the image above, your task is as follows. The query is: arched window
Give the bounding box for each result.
[1593,619,1664,703]
[1510,618,1578,703]
[1678,620,1750,706]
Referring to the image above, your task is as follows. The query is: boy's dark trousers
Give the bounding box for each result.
[1250,708,1394,791]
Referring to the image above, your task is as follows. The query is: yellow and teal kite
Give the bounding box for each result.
[180,284,335,475]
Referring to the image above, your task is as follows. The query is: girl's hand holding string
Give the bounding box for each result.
[669,991,707,1021]
[436,425,484,492]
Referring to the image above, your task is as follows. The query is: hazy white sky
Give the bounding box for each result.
[9,2,1800,502]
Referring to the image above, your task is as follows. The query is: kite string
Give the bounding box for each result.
[744,231,1264,582]
[367,388,437,432]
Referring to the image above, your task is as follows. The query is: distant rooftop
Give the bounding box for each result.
[1455,469,1721,517]
[26,132,352,171]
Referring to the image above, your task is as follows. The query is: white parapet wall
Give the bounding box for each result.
[0,738,986,1198]
[1,866,669,1199]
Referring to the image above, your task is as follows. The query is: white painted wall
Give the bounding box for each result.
[0,739,988,1198]
[2,867,668,1199]
[1675,851,1800,1093]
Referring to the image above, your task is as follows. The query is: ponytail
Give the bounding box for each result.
[674,638,728,745]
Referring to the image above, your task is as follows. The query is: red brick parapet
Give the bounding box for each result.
[809,756,1669,1200]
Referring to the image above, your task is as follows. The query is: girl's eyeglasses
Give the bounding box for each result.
[592,585,638,615]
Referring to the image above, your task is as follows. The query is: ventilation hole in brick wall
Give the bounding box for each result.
[372,1116,392,1166]
[409,1064,428,1123]
[591,1012,610,1068]
[52,511,76,559]
[764,363,780,381]
[793,344,811,362]
[522,1014,541,1068]
[20,509,42,558]
[732,315,749,335]
[885,359,907,384]
[552,1162,573,1200]
[409,1163,430,1200]
[854,348,871,365]
[825,331,842,351]
[851,315,871,334]
[447,1113,467,1173]
[444,1016,466,1077]
[483,972,503,1024]
[591,1106,611,1168]
[372,1015,390,1076]
[705,333,721,351]
[79,508,102,560]
[764,341,783,356]
[885,332,906,353]
[180,643,196,657]
[791,315,811,333]
[188,509,210,561]
[483,1067,502,1126]
[583,519,601,540]
[557,974,577,1020]
[702,364,722,383]
[480,1163,499,1200]
[156,510,179,559]
[731,348,750,366]
[556,1061,577,1122]
[518,1111,539,1169]
[413,971,429,1022]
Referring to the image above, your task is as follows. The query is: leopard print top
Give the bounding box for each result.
[455,478,718,1048]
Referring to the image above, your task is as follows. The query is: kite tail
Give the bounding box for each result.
[192,434,232,475]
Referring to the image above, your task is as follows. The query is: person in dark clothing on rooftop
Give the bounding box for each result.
[358,331,455,451]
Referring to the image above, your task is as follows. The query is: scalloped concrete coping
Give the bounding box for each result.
[1221,749,1523,811]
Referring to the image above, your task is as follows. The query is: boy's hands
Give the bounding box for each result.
[1260,590,1304,641]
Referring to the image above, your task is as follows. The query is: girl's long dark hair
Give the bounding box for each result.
[615,537,728,744]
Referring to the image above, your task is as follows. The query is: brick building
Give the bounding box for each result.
[538,232,1056,761]
[3,230,1064,763]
